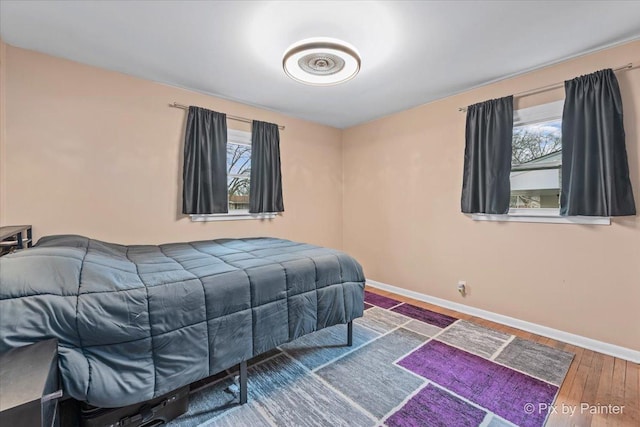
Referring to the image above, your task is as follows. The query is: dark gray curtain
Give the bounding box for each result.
[249,121,284,213]
[461,96,514,214]
[182,106,228,214]
[561,69,636,216]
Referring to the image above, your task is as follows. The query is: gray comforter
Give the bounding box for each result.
[0,235,365,407]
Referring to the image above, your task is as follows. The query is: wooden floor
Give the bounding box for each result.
[366,286,639,427]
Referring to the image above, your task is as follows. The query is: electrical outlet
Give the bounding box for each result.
[457,281,466,296]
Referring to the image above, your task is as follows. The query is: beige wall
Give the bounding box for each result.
[0,45,343,249]
[343,40,640,351]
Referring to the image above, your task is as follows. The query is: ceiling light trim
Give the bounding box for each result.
[283,38,361,86]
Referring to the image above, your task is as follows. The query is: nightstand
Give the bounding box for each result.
[0,225,33,256]
[0,339,61,427]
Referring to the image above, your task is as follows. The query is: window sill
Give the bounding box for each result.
[471,210,610,225]
[190,212,277,222]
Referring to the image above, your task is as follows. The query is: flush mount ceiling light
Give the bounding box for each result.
[282,37,361,86]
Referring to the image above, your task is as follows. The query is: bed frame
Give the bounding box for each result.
[237,320,353,404]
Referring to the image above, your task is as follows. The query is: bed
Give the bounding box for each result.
[0,235,365,408]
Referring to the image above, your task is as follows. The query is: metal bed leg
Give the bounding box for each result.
[239,360,247,405]
[347,321,353,347]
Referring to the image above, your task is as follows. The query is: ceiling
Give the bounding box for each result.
[2,1,640,129]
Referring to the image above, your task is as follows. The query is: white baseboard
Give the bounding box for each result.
[366,279,640,364]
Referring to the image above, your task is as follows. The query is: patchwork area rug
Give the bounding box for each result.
[168,290,573,427]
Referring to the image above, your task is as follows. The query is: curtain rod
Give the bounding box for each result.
[457,63,635,112]
[169,102,285,130]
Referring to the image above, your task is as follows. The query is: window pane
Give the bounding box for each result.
[228,176,250,211]
[512,120,561,165]
[227,143,251,176]
[510,119,562,209]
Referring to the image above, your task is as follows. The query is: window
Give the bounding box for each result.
[510,101,563,212]
[471,100,610,224]
[189,129,275,221]
[227,130,251,212]
[510,119,562,209]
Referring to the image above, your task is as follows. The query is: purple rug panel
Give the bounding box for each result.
[364,290,401,309]
[386,384,486,427]
[398,340,557,427]
[391,303,457,328]
[364,303,374,310]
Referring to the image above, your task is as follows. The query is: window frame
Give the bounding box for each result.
[471,100,610,225]
[189,129,276,222]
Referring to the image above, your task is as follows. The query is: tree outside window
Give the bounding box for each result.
[227,143,251,211]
